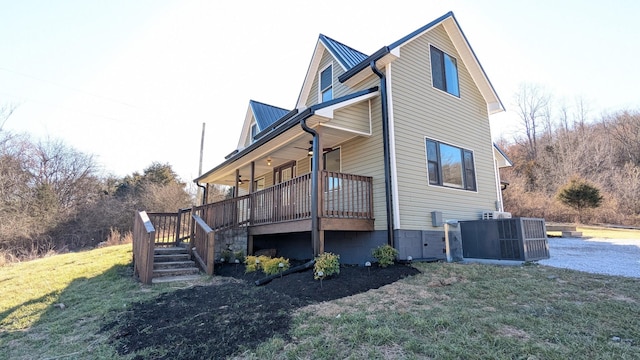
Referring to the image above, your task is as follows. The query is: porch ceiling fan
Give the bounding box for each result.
[293,141,333,155]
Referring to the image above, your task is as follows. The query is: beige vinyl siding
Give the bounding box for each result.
[296,157,310,175]
[331,101,371,134]
[339,97,388,230]
[304,50,355,108]
[390,24,498,230]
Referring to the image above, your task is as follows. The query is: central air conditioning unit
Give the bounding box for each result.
[482,211,512,220]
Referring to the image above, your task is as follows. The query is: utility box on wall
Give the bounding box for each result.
[459,218,550,261]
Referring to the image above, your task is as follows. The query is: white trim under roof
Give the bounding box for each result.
[388,16,504,115]
[314,90,379,118]
[236,106,257,150]
[296,40,326,110]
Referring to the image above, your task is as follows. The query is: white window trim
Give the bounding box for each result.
[318,63,333,103]
[424,136,478,193]
[250,122,258,144]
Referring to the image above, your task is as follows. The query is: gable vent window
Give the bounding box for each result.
[320,65,333,102]
[250,123,258,143]
[426,138,476,191]
[430,46,459,97]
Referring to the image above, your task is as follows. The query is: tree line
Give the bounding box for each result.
[0,104,205,262]
[499,84,640,226]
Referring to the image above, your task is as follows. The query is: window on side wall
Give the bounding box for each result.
[426,139,476,191]
[250,122,258,143]
[430,45,459,97]
[320,64,333,102]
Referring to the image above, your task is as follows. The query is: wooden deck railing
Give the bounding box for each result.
[133,211,155,285]
[321,171,373,219]
[193,171,373,231]
[191,213,215,275]
[148,208,192,246]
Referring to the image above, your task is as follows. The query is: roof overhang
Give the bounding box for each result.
[340,12,505,115]
[196,87,379,185]
[493,143,513,168]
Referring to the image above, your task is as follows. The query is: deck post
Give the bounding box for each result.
[207,231,215,275]
[247,234,254,255]
[318,230,325,255]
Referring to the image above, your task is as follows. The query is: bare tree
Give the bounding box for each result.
[0,103,17,131]
[603,110,640,167]
[514,83,551,160]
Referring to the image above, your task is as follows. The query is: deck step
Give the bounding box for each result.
[562,231,583,238]
[154,260,196,270]
[152,274,203,284]
[153,267,200,278]
[154,247,189,256]
[154,253,190,262]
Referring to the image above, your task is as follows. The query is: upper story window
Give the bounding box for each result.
[250,122,258,143]
[320,64,333,102]
[430,45,459,97]
[426,139,476,191]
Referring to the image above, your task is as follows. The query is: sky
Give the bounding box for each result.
[2,0,639,183]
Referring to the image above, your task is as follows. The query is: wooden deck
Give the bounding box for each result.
[133,171,374,284]
[194,171,375,234]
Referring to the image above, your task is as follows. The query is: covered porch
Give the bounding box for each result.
[195,87,380,258]
[195,170,374,254]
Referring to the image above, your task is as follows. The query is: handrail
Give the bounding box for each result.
[132,211,155,285]
[191,213,215,275]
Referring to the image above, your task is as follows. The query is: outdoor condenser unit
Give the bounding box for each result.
[459,218,549,261]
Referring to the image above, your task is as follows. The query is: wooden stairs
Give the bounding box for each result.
[151,246,201,284]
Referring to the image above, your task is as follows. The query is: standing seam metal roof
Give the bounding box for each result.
[319,34,369,70]
[249,100,291,131]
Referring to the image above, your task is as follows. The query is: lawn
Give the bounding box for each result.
[1,244,639,359]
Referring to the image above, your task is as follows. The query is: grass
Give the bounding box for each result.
[578,226,640,240]
[1,244,639,359]
[547,225,640,240]
[0,244,207,360]
[265,263,639,360]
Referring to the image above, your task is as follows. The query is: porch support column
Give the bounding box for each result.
[247,161,255,257]
[300,115,321,257]
[316,128,325,256]
[234,169,241,197]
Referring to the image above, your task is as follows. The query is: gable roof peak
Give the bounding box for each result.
[318,33,369,70]
[248,100,291,131]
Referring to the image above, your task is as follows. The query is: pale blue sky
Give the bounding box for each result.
[2,0,638,182]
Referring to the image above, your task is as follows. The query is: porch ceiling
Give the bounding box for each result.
[199,115,363,185]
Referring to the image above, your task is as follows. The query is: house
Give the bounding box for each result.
[194,11,509,265]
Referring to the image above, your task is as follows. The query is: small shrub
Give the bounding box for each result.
[314,252,340,280]
[233,250,246,264]
[262,257,290,275]
[244,255,271,273]
[105,228,132,246]
[372,244,398,268]
[221,249,233,263]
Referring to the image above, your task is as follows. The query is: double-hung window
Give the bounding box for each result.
[430,45,459,97]
[320,65,333,102]
[426,139,476,191]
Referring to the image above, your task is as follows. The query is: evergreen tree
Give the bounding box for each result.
[556,177,603,223]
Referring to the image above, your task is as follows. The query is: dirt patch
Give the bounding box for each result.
[104,262,420,359]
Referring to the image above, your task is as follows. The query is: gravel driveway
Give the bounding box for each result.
[538,237,640,278]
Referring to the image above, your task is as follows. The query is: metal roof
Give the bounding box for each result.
[319,34,369,70]
[249,100,290,131]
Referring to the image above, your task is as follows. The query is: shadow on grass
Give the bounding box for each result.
[0,262,134,359]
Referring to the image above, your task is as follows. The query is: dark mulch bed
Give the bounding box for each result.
[104,262,420,359]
